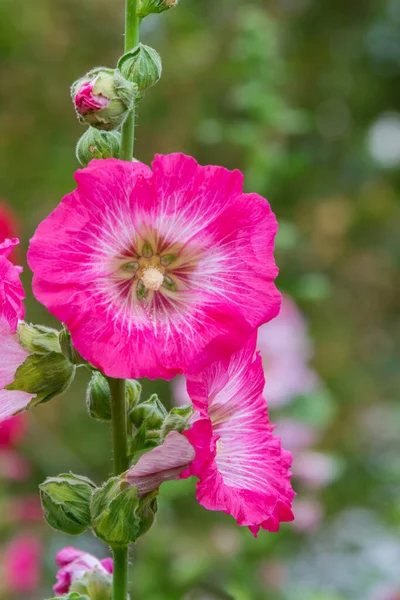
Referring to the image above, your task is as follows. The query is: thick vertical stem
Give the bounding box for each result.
[108,377,129,600]
[121,0,140,161]
[111,2,140,598]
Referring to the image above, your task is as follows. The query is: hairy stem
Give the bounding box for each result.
[121,0,140,161]
[108,377,129,600]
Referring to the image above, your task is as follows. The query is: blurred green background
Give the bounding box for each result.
[0,0,400,598]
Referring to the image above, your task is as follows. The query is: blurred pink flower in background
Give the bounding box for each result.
[0,415,26,449]
[54,546,113,595]
[292,497,324,532]
[0,450,31,480]
[2,536,42,593]
[257,295,318,407]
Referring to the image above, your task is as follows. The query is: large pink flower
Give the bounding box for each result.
[0,238,25,333]
[54,546,113,595]
[0,318,34,423]
[182,336,294,536]
[28,155,281,379]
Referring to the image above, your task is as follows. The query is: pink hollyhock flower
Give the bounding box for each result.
[3,535,41,593]
[182,336,294,536]
[74,79,110,115]
[8,496,43,522]
[0,203,19,263]
[28,155,281,379]
[0,318,35,423]
[0,238,25,332]
[0,414,25,448]
[125,431,195,495]
[257,295,318,407]
[54,546,113,595]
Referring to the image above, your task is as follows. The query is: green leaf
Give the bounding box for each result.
[17,322,60,354]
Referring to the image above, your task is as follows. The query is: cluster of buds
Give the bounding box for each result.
[38,360,193,547]
[70,6,167,166]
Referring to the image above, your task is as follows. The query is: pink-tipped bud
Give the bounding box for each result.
[71,68,137,131]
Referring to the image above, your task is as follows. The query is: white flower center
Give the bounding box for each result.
[140,266,164,291]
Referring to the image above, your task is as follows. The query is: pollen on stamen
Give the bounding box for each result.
[141,266,164,292]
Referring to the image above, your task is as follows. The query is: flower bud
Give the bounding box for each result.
[59,328,84,365]
[71,68,137,131]
[137,0,178,18]
[160,405,193,441]
[130,393,167,430]
[39,473,95,535]
[126,379,142,412]
[118,44,162,96]
[17,322,60,354]
[76,128,121,167]
[91,477,140,545]
[86,372,111,422]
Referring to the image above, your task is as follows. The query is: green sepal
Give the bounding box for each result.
[91,477,141,546]
[39,473,95,535]
[135,489,158,539]
[6,351,75,407]
[118,44,162,95]
[17,322,60,354]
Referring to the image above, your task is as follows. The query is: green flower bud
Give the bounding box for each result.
[160,404,193,440]
[91,476,140,545]
[118,44,162,96]
[39,473,95,535]
[86,372,112,422]
[126,379,142,412]
[6,351,75,407]
[76,128,121,167]
[130,393,167,430]
[70,568,112,600]
[71,67,137,131]
[17,322,60,354]
[59,328,85,365]
[137,0,178,18]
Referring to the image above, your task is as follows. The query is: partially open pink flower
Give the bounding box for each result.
[54,546,113,595]
[3,535,41,593]
[125,431,195,496]
[0,414,25,448]
[0,318,34,423]
[0,238,25,333]
[74,79,110,116]
[182,336,294,535]
[257,295,318,407]
[28,155,281,379]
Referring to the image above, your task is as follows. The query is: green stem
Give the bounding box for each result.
[121,0,140,161]
[108,377,129,600]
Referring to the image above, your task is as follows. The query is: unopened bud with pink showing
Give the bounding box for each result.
[71,68,137,131]
[137,0,178,18]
